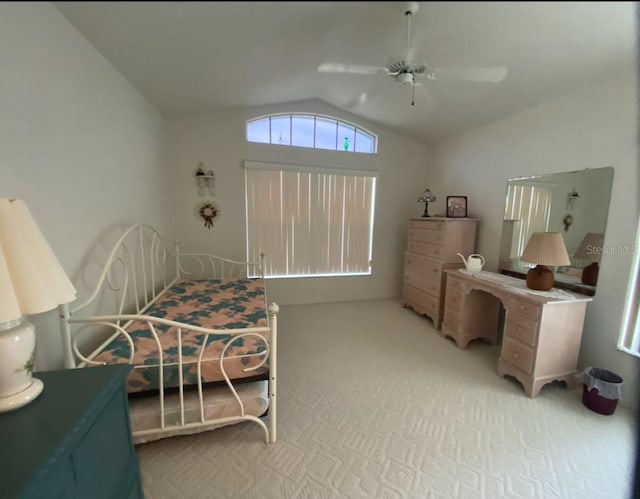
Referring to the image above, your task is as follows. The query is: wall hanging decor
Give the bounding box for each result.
[198,202,219,228]
[566,187,580,210]
[562,213,574,232]
[195,161,215,197]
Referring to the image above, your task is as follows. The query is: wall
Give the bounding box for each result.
[166,99,430,305]
[430,70,639,407]
[0,3,167,370]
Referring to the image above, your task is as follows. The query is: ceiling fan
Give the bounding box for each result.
[318,2,508,107]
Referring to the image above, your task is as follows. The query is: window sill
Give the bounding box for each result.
[263,272,372,280]
[616,345,640,359]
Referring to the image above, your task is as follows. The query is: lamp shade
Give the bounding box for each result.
[520,232,571,267]
[0,199,76,323]
[574,232,604,263]
[417,189,436,203]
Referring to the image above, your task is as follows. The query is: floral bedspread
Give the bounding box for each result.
[92,278,269,394]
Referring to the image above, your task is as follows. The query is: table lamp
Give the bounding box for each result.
[574,232,604,286]
[0,199,76,412]
[417,189,437,217]
[520,232,571,291]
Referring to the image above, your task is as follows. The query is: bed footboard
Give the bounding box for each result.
[67,304,279,443]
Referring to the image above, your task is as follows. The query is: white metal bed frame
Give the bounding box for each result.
[58,225,278,443]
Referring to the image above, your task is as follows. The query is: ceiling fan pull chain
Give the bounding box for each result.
[405,10,412,51]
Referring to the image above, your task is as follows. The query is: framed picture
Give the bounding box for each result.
[446,196,468,218]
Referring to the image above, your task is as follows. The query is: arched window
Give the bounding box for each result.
[246,114,377,154]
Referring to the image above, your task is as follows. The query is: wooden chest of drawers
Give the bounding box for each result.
[402,217,478,329]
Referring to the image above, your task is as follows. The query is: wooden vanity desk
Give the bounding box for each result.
[442,269,593,397]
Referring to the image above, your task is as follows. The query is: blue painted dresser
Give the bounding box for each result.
[0,364,143,498]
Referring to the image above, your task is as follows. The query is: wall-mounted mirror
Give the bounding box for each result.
[498,167,614,296]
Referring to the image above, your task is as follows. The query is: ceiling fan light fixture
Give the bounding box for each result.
[397,73,414,85]
[404,2,420,18]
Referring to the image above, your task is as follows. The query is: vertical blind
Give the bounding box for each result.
[245,162,376,277]
[504,184,552,263]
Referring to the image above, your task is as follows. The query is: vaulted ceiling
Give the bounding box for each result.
[54,1,636,143]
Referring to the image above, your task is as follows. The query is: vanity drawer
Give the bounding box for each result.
[501,337,534,374]
[408,227,443,244]
[403,285,438,316]
[407,240,442,259]
[444,286,464,312]
[509,296,541,321]
[442,308,461,331]
[446,274,465,292]
[505,313,538,347]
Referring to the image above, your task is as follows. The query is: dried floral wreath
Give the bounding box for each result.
[199,202,219,229]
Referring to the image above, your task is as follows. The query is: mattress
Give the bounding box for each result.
[91,278,269,394]
[130,380,269,444]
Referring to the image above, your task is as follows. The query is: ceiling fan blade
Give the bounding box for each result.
[414,82,435,109]
[394,46,417,63]
[343,73,389,109]
[432,66,508,83]
[318,63,386,75]
[344,91,368,109]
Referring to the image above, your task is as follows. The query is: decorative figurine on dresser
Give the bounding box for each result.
[402,214,479,330]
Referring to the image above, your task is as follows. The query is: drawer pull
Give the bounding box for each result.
[513,352,519,359]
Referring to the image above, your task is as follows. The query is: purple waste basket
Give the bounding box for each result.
[580,367,623,416]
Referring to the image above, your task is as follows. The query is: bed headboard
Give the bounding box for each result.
[59,224,265,368]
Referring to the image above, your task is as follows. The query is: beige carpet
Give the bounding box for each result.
[137,300,637,498]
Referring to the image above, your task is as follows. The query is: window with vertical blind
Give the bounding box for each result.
[244,161,376,278]
[619,217,640,357]
[504,183,552,266]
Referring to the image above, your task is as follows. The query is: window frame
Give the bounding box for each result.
[618,216,640,358]
[246,113,378,155]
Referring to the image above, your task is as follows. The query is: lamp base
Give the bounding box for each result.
[0,317,42,413]
[422,202,431,217]
[581,262,599,286]
[526,264,555,291]
[0,378,43,413]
